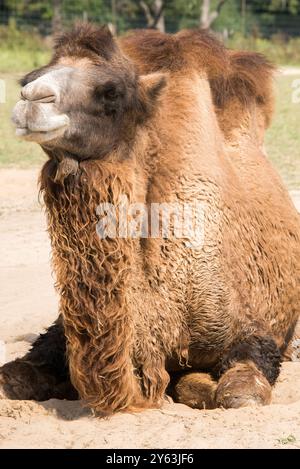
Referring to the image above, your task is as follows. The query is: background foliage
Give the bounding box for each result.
[0,1,300,35]
[0,1,299,188]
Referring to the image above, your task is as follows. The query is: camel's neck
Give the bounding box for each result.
[41,157,146,413]
[144,73,226,184]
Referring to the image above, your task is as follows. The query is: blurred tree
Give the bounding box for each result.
[139,0,166,32]
[52,0,62,34]
[5,0,52,20]
[250,0,300,15]
[213,0,244,37]
[1,0,300,36]
[200,0,227,28]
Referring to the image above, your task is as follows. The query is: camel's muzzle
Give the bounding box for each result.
[12,67,72,144]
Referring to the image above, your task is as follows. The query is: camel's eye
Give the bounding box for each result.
[94,81,125,117]
[103,85,118,101]
[94,82,119,102]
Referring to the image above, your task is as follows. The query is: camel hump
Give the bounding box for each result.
[174,30,275,129]
[210,50,276,130]
[120,28,275,137]
[228,50,276,126]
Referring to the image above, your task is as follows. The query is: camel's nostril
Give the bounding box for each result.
[21,79,59,103]
[20,90,56,103]
[35,94,56,103]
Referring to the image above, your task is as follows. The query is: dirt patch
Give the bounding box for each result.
[0,168,300,449]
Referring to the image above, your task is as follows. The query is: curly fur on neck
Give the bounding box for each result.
[40,158,150,414]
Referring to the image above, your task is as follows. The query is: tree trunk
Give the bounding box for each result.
[110,0,117,34]
[140,0,165,33]
[200,0,227,30]
[52,0,63,35]
[153,0,165,33]
[200,0,211,29]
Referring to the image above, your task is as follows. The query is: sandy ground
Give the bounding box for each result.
[0,168,300,449]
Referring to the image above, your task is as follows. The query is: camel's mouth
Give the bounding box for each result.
[15,124,68,144]
[12,67,71,145]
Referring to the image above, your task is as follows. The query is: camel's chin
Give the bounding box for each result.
[15,126,67,144]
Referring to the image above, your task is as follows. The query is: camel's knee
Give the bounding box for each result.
[216,334,281,386]
[0,359,77,401]
[215,361,272,408]
[168,372,217,409]
[0,315,76,401]
[0,359,55,400]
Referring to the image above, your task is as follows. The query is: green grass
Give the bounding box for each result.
[0,72,46,167]
[265,75,300,189]
[0,49,50,74]
[0,60,299,188]
[0,23,51,74]
[227,35,300,66]
[277,434,297,445]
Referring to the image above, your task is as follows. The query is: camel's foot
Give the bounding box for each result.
[169,372,217,409]
[215,362,272,408]
[0,359,77,401]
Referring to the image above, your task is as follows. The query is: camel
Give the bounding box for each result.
[1,24,300,414]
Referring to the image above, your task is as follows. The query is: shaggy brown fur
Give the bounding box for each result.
[2,24,300,413]
[40,158,158,412]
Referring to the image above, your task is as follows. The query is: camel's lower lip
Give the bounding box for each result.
[15,127,51,137]
[15,127,30,137]
[16,127,61,135]
[15,125,68,143]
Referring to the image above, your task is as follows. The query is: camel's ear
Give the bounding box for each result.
[139,72,167,102]
[135,72,167,121]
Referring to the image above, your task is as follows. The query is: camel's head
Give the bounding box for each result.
[12,23,166,161]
